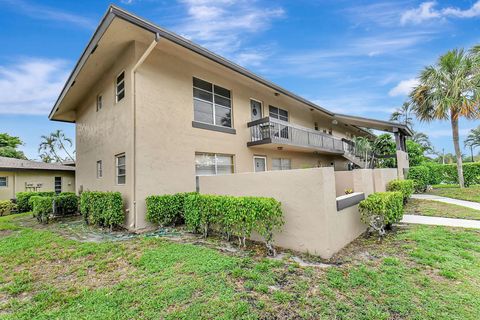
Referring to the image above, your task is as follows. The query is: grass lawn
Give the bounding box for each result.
[1,213,480,319]
[406,198,480,220]
[427,185,480,203]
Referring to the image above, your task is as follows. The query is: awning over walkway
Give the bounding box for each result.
[333,114,413,137]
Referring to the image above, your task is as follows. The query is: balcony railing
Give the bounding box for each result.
[247,117,344,153]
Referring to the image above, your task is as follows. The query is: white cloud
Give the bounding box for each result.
[176,0,284,59]
[0,58,69,115]
[400,2,440,25]
[401,1,480,25]
[3,0,95,29]
[389,78,419,96]
[443,1,480,18]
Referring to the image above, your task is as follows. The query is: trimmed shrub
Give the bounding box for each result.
[423,162,443,185]
[31,196,54,224]
[359,191,403,237]
[0,200,16,216]
[386,179,414,203]
[146,192,196,226]
[182,193,284,254]
[16,191,55,212]
[407,166,430,193]
[80,191,124,229]
[55,193,79,215]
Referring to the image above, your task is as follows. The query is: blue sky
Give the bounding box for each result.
[1,0,480,160]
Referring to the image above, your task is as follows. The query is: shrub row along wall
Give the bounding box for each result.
[16,191,56,212]
[198,167,373,259]
[408,162,480,191]
[80,191,124,229]
[29,192,79,224]
[146,193,284,253]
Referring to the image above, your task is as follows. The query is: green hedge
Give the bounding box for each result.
[146,192,196,226]
[0,200,17,216]
[358,191,404,236]
[183,193,284,254]
[16,191,55,212]
[408,162,480,191]
[407,166,430,193]
[80,191,124,229]
[55,193,79,215]
[386,179,414,203]
[31,196,54,224]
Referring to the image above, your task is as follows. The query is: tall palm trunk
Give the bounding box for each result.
[451,113,465,188]
[57,140,75,162]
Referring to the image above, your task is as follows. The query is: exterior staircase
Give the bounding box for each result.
[342,140,374,169]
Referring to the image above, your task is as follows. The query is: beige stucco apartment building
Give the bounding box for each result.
[49,6,411,231]
[0,157,75,200]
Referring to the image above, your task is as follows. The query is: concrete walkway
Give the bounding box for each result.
[401,215,480,229]
[411,194,480,211]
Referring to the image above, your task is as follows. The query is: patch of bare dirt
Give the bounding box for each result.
[0,230,14,238]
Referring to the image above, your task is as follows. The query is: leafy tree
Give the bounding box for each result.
[410,48,480,188]
[372,134,396,168]
[0,133,26,159]
[38,130,75,163]
[406,140,427,166]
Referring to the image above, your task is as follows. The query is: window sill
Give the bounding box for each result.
[192,121,236,134]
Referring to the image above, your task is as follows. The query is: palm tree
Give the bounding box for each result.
[390,102,414,128]
[464,126,480,162]
[465,126,480,149]
[51,130,75,162]
[411,132,433,152]
[38,135,62,163]
[410,48,480,188]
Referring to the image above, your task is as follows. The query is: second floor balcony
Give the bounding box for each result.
[247,117,345,154]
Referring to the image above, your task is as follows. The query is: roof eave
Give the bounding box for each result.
[48,6,117,121]
[49,5,334,121]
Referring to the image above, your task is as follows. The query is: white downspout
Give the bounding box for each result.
[131,33,160,230]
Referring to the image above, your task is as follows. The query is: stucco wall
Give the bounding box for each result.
[75,41,143,228]
[0,170,75,200]
[335,171,354,196]
[396,150,409,179]
[198,167,399,258]
[199,167,366,258]
[373,168,399,192]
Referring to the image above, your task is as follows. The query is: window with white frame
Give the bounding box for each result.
[116,71,125,103]
[96,95,103,112]
[97,160,103,178]
[272,158,291,171]
[193,77,232,128]
[269,106,288,121]
[195,153,234,176]
[116,154,126,184]
[0,177,7,187]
